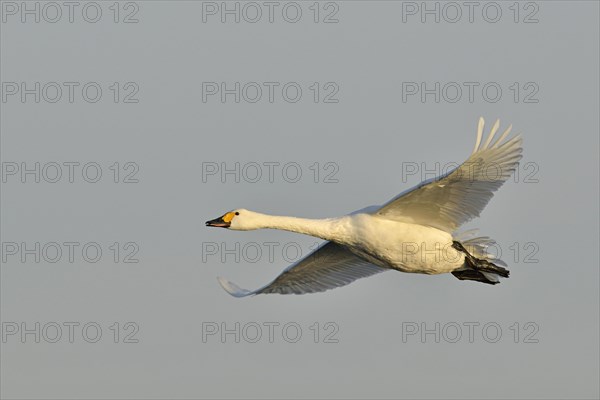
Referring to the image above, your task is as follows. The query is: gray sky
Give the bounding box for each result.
[1,1,599,399]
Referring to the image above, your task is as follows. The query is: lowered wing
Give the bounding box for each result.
[218,242,386,297]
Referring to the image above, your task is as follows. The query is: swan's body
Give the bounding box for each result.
[207,118,522,296]
[340,215,463,275]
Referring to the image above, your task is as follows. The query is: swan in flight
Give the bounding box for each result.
[206,118,522,297]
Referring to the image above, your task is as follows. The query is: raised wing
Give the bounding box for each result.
[376,118,522,232]
[218,242,387,297]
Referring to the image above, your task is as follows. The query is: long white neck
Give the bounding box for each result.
[251,213,346,242]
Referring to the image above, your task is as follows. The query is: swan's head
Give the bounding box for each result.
[205,209,262,231]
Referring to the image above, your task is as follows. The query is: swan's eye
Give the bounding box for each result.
[235,212,239,215]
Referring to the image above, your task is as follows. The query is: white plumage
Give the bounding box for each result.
[206,118,523,296]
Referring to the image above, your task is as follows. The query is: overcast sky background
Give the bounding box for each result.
[1,1,599,399]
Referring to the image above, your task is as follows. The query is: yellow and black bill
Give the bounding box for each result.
[205,211,235,228]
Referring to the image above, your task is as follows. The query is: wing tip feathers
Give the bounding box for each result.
[473,117,485,153]
[217,276,254,297]
[474,117,522,154]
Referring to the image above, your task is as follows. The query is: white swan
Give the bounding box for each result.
[206,118,523,296]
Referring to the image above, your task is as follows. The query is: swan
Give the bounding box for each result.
[206,117,523,296]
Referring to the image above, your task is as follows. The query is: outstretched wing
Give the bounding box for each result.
[218,242,387,297]
[376,118,523,232]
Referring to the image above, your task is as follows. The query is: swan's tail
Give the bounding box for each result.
[451,231,509,285]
